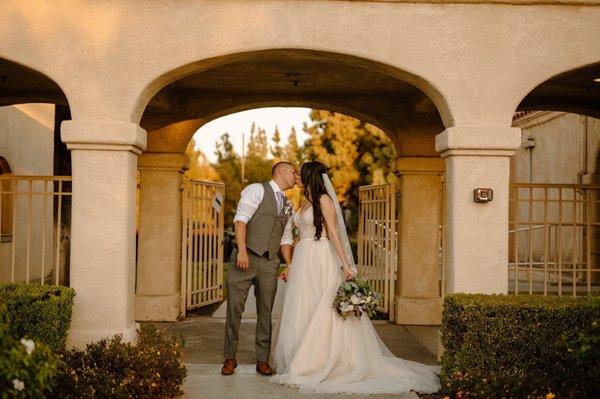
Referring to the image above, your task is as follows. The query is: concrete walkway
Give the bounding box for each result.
[163,317,439,399]
[162,279,441,398]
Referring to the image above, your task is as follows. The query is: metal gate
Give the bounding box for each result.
[180,179,225,316]
[357,183,397,321]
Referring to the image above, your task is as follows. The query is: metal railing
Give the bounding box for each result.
[508,183,600,296]
[357,183,397,320]
[0,175,71,286]
[180,179,225,316]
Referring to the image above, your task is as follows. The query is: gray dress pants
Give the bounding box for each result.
[223,247,279,362]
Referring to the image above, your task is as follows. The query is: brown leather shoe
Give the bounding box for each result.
[256,361,274,376]
[221,358,237,375]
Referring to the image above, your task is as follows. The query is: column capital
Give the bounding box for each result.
[61,118,147,154]
[393,156,445,176]
[435,126,521,158]
[138,152,189,173]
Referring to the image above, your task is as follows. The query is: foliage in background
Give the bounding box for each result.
[303,110,396,232]
[186,110,397,230]
[441,294,600,399]
[185,138,220,181]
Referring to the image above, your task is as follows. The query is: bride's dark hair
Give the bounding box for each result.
[300,161,329,240]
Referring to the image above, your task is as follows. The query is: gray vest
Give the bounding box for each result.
[245,182,289,260]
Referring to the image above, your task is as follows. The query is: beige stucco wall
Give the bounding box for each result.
[0,104,55,283]
[1,1,599,127]
[512,112,600,184]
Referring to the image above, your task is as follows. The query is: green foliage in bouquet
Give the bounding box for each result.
[333,278,381,320]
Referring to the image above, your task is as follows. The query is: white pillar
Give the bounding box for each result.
[394,156,445,324]
[135,153,188,321]
[61,118,146,348]
[436,126,521,294]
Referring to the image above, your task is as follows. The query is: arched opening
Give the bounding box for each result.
[509,62,600,296]
[135,49,447,365]
[0,57,72,286]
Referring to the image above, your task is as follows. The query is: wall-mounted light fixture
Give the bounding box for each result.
[473,188,493,203]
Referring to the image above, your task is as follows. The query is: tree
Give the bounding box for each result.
[213,133,243,226]
[303,110,397,233]
[270,125,283,161]
[184,138,220,181]
[283,126,304,167]
[246,122,269,160]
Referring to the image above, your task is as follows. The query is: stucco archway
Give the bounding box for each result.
[133,48,448,324]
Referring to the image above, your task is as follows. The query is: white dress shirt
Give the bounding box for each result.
[233,180,294,246]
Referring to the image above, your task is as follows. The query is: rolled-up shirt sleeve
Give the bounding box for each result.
[233,183,264,224]
[280,214,294,246]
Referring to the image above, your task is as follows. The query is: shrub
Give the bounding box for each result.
[0,283,75,349]
[440,294,600,399]
[0,305,62,399]
[51,323,187,399]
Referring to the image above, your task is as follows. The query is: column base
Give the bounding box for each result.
[135,293,181,322]
[67,322,139,349]
[395,297,442,325]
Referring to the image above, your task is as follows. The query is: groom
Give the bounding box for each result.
[222,161,297,376]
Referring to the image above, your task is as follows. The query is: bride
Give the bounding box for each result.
[270,161,440,395]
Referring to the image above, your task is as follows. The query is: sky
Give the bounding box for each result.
[191,107,312,163]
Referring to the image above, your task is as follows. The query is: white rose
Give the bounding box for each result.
[12,379,25,391]
[20,338,35,355]
[350,294,362,305]
[344,304,354,312]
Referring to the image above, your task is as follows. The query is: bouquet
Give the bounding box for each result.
[333,278,381,320]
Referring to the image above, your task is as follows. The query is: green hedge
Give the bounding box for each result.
[440,294,600,399]
[0,283,75,349]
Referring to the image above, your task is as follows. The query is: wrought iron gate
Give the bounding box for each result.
[180,179,225,316]
[357,183,397,321]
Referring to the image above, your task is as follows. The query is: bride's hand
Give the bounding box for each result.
[278,266,290,282]
[342,265,355,281]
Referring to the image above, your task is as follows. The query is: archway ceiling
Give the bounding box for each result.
[0,60,67,106]
[518,63,600,119]
[141,57,443,136]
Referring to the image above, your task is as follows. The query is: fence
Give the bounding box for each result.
[508,183,600,296]
[180,179,225,316]
[357,183,397,320]
[0,175,71,286]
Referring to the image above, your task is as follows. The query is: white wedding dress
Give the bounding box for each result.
[270,205,441,395]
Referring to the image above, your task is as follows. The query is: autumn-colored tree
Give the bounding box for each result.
[304,110,396,233]
[283,126,304,168]
[246,122,269,160]
[270,125,283,161]
[184,138,220,181]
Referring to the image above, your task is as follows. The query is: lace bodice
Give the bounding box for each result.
[294,205,327,241]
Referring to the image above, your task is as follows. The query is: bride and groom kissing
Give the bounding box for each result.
[222,160,440,395]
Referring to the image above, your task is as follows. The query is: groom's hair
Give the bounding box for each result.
[272,161,294,176]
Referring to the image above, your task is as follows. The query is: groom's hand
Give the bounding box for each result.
[237,249,250,270]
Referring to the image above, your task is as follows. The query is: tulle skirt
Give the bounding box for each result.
[270,237,441,395]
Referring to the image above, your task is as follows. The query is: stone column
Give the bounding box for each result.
[61,118,146,348]
[435,126,521,293]
[135,153,189,321]
[394,156,445,324]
